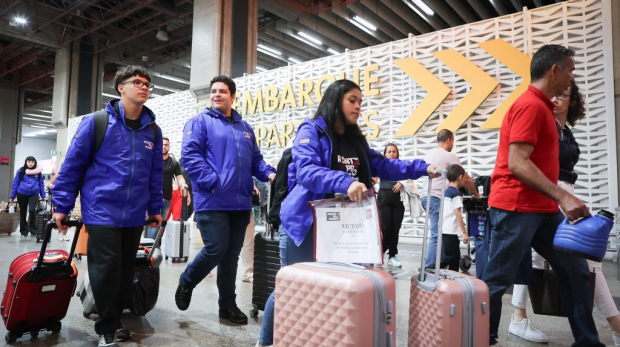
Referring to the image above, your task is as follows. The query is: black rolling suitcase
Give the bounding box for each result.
[249,183,280,318]
[35,199,52,243]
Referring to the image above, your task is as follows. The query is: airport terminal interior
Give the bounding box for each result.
[0,0,620,346]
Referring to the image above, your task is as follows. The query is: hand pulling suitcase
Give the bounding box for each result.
[409,169,489,347]
[35,200,53,243]
[274,262,396,347]
[1,219,82,343]
[250,183,281,318]
[77,220,165,318]
[164,189,190,262]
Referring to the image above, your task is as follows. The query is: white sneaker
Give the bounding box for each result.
[508,314,548,343]
[387,256,402,268]
[612,331,620,347]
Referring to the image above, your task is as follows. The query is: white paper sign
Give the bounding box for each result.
[8,206,15,214]
[312,190,382,263]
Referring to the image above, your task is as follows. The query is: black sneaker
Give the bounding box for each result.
[219,306,248,324]
[175,283,193,311]
[115,326,131,342]
[98,333,118,347]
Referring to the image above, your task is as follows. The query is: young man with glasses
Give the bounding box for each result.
[52,66,163,347]
[482,45,602,346]
[175,75,275,325]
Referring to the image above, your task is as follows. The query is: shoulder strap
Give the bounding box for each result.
[93,110,109,154]
[150,123,159,144]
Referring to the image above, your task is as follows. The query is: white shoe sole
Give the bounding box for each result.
[508,327,548,343]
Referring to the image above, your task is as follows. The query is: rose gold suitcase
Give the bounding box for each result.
[409,169,489,347]
[274,263,395,347]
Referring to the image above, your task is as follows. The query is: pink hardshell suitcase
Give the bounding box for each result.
[409,169,490,347]
[274,262,396,347]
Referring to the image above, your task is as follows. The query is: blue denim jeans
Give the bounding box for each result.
[147,199,171,239]
[179,210,250,310]
[258,228,314,346]
[420,196,443,268]
[482,207,602,346]
[474,213,491,280]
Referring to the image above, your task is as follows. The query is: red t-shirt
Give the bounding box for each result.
[489,86,560,213]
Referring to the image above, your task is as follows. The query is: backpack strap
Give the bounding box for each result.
[150,122,159,144]
[93,110,109,154]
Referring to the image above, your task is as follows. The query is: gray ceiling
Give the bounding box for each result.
[0,0,568,132]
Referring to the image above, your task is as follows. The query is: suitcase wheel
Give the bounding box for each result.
[36,238,40,243]
[459,255,472,272]
[51,321,61,333]
[83,311,90,318]
[183,257,188,262]
[249,307,258,318]
[165,256,169,261]
[5,331,17,343]
[30,330,39,338]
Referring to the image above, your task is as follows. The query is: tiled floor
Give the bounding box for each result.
[0,227,618,346]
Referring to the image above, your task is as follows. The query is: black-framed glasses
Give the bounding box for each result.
[120,79,154,91]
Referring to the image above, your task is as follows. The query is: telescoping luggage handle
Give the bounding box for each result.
[418,168,448,287]
[33,220,84,281]
[145,219,166,265]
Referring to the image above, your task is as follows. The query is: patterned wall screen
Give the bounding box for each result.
[68,0,617,236]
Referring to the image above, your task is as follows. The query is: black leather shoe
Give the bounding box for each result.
[175,283,193,311]
[115,326,131,342]
[219,306,248,324]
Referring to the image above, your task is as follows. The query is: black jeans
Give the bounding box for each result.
[86,224,143,335]
[441,234,460,271]
[16,193,38,235]
[378,191,405,258]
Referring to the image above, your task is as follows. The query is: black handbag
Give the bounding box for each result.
[528,261,596,317]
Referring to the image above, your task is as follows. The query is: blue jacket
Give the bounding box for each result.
[10,170,45,200]
[182,107,275,211]
[281,116,430,246]
[52,100,164,227]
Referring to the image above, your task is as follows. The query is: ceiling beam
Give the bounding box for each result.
[423,0,464,27]
[345,2,405,40]
[359,0,422,36]
[378,0,446,32]
[466,0,495,19]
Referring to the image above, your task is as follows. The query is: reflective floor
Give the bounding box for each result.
[0,225,618,347]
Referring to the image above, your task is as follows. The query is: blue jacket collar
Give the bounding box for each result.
[206,107,243,122]
[106,99,156,128]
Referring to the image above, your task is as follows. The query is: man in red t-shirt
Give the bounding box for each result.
[482,45,602,346]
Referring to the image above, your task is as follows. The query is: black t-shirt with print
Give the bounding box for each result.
[331,132,361,181]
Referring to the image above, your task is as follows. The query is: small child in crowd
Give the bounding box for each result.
[441,164,469,271]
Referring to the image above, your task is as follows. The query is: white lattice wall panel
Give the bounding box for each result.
[68,0,616,235]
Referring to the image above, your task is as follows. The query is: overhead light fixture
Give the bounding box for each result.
[102,92,117,98]
[411,0,434,16]
[288,57,302,64]
[157,74,189,85]
[294,34,321,49]
[46,129,57,133]
[298,32,322,46]
[327,48,340,55]
[142,56,148,62]
[156,30,169,42]
[30,125,48,129]
[33,109,52,114]
[10,16,27,26]
[23,113,52,119]
[257,44,282,56]
[256,66,267,72]
[352,16,377,31]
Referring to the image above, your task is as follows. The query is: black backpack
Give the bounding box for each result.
[91,110,159,155]
[266,148,293,231]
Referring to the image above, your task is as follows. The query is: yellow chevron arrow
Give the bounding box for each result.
[432,49,499,133]
[393,58,451,136]
[478,39,531,129]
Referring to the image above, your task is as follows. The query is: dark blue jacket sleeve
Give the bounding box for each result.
[181,116,220,192]
[293,123,355,195]
[9,170,20,200]
[51,116,95,215]
[148,126,164,216]
[364,141,429,180]
[247,122,275,182]
[39,174,46,199]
